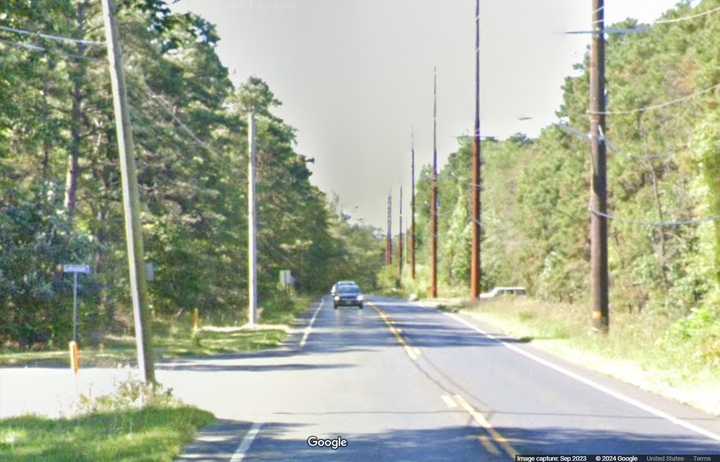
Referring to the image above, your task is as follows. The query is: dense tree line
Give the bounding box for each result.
[0,1,383,347]
[410,0,720,330]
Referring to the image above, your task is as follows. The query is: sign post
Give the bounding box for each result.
[73,272,78,342]
[63,264,90,343]
[63,264,90,375]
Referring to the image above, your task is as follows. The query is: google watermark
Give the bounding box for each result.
[306,435,349,450]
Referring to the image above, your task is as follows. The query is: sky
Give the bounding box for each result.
[174,0,686,228]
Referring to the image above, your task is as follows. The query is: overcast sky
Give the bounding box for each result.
[174,0,686,228]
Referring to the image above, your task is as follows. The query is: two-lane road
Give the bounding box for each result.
[3,296,719,460]
[174,296,720,461]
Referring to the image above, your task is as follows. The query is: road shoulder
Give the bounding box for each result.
[428,304,720,440]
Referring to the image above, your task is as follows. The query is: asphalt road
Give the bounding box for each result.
[175,296,720,461]
[3,296,720,461]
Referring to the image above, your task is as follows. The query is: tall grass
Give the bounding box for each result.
[467,297,720,383]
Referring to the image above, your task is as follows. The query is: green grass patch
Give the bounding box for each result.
[0,293,315,368]
[260,292,314,326]
[517,310,536,322]
[464,298,687,369]
[0,404,213,461]
[0,326,288,368]
[158,327,287,358]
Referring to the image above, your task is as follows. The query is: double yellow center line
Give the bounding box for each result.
[370,303,421,361]
[368,302,519,460]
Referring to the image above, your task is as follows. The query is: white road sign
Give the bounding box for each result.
[63,264,91,274]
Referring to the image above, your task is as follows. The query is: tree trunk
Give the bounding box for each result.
[64,1,89,223]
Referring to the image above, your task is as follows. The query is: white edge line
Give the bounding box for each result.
[444,311,720,444]
[300,301,323,348]
[229,422,262,462]
[441,394,458,409]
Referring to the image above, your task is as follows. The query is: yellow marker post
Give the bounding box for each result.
[192,308,200,333]
[68,341,80,374]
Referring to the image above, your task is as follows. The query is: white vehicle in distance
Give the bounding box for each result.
[479,287,527,299]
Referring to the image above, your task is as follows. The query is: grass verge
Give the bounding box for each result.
[0,293,315,368]
[459,297,720,415]
[0,378,214,461]
[0,405,213,462]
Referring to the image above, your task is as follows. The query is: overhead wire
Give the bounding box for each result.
[0,24,105,47]
[589,82,720,116]
[556,123,677,162]
[0,37,100,61]
[127,92,204,159]
[2,19,296,269]
[589,208,720,228]
[655,4,720,24]
[567,4,720,36]
[131,77,236,171]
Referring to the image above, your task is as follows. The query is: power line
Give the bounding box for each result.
[556,123,677,162]
[566,27,650,36]
[133,80,225,159]
[127,84,248,180]
[0,24,105,47]
[655,4,720,25]
[0,37,44,52]
[0,37,98,61]
[568,4,720,36]
[589,82,720,115]
[589,208,720,227]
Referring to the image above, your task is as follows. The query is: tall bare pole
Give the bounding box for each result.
[411,128,416,279]
[430,67,439,298]
[386,193,393,266]
[405,207,410,265]
[248,112,258,328]
[470,0,482,301]
[590,0,609,334]
[398,185,404,280]
[101,0,154,384]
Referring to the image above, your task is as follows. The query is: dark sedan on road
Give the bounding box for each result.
[333,284,364,309]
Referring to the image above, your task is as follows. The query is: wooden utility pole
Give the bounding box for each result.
[386,193,393,266]
[590,0,609,334]
[101,0,154,384]
[398,185,404,280]
[431,67,439,298]
[248,112,258,328]
[411,128,416,279]
[470,0,482,301]
[405,227,410,265]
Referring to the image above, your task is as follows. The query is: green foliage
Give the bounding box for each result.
[408,0,720,323]
[77,379,176,414]
[377,265,400,295]
[404,2,720,365]
[0,3,381,349]
[0,192,100,347]
[691,110,720,283]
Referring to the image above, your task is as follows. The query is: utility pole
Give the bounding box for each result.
[470,0,482,301]
[398,185,404,281]
[248,112,258,328]
[386,193,393,266]
[411,128,416,279]
[590,0,609,334]
[101,0,154,384]
[431,67,439,298]
[407,227,411,264]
